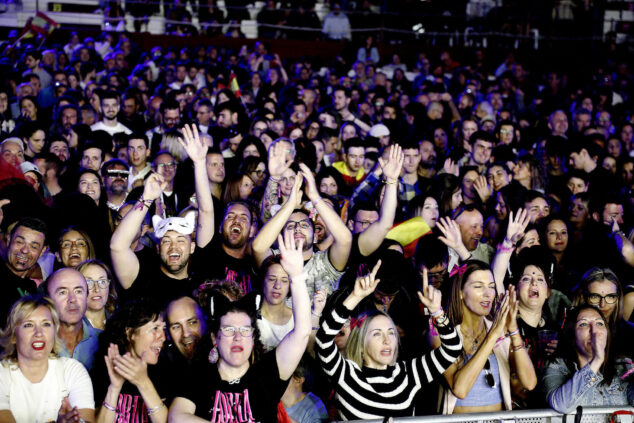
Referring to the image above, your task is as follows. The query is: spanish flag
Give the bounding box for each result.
[21,11,59,39]
[386,216,431,258]
[229,71,241,98]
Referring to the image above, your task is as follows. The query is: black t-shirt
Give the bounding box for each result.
[119,247,203,308]
[338,234,402,290]
[92,354,169,421]
[0,262,38,324]
[175,350,289,423]
[193,233,257,294]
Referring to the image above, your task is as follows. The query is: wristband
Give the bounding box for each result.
[430,309,443,318]
[147,403,165,415]
[497,243,515,253]
[506,328,520,337]
[511,341,525,352]
[383,178,397,185]
[270,176,281,183]
[138,198,153,208]
[311,310,322,318]
[312,326,320,331]
[102,401,116,412]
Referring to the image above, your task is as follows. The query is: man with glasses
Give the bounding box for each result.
[46,268,101,370]
[152,151,185,218]
[253,162,352,298]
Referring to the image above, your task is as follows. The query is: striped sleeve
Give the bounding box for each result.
[315,300,351,379]
[413,321,462,383]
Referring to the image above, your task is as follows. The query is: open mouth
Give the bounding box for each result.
[380,348,392,357]
[32,341,46,351]
[231,346,244,353]
[69,253,81,259]
[230,225,242,235]
[151,345,162,356]
[168,251,181,261]
[15,254,29,266]
[90,295,103,301]
[528,288,540,298]
[480,301,491,309]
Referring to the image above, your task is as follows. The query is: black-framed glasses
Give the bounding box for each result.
[219,326,254,338]
[484,357,496,388]
[86,278,110,290]
[585,292,618,305]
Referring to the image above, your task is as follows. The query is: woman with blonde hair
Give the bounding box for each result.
[0,294,95,422]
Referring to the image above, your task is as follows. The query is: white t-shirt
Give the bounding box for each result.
[0,357,94,422]
[91,121,132,136]
[257,315,294,352]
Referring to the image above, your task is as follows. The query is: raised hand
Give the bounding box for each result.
[299,162,320,201]
[490,292,510,339]
[378,144,404,182]
[178,124,207,163]
[352,260,381,300]
[142,173,167,201]
[473,175,491,202]
[105,343,125,390]
[278,230,305,278]
[312,286,327,316]
[590,324,607,363]
[417,267,442,314]
[506,208,530,245]
[285,173,303,209]
[443,158,459,177]
[268,141,292,178]
[436,217,466,252]
[112,351,151,388]
[504,285,519,333]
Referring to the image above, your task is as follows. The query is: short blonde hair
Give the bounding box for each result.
[0,295,62,362]
[345,310,399,368]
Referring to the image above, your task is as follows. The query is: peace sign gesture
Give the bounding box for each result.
[352,260,382,300]
[418,267,442,314]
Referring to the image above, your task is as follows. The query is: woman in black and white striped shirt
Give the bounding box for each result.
[316,260,462,420]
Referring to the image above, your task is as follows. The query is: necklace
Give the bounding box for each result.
[462,324,486,354]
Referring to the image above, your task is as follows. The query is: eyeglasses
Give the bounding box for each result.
[585,292,618,305]
[60,240,87,249]
[354,220,375,228]
[219,326,254,338]
[155,162,176,170]
[285,220,311,231]
[484,357,496,388]
[106,170,129,178]
[86,278,110,290]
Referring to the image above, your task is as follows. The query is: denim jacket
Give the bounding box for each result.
[543,358,634,413]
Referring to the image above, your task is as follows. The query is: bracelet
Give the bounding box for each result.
[506,328,520,338]
[383,178,397,185]
[147,402,165,415]
[430,309,443,318]
[102,401,116,412]
[510,341,525,352]
[269,176,281,183]
[138,198,153,208]
[312,326,320,331]
[311,310,322,317]
[433,314,449,328]
[312,197,323,208]
[497,243,515,253]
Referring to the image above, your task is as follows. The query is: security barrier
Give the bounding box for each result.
[337,407,634,423]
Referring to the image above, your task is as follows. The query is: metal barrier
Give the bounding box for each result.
[336,407,634,423]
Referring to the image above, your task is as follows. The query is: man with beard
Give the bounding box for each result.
[0,217,47,323]
[90,91,132,136]
[193,200,257,294]
[253,162,352,298]
[101,159,129,231]
[146,99,181,149]
[331,85,370,132]
[110,125,214,306]
[46,268,100,371]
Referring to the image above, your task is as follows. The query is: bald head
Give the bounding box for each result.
[166,296,207,359]
[47,268,88,325]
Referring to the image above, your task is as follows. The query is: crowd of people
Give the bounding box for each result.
[0,27,632,422]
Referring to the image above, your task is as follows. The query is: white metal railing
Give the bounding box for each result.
[335,407,634,423]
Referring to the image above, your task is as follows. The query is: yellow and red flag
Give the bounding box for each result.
[386,216,431,258]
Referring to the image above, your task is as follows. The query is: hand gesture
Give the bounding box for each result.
[105,343,125,390]
[473,175,491,202]
[443,158,459,176]
[0,199,10,228]
[268,142,292,178]
[278,231,304,278]
[506,208,530,245]
[436,217,467,251]
[312,286,327,316]
[178,124,207,163]
[112,351,151,388]
[590,324,607,363]
[504,285,519,333]
[285,173,303,209]
[299,162,320,201]
[490,292,510,339]
[378,144,404,182]
[417,267,442,314]
[352,260,381,300]
[57,397,81,423]
[611,216,620,233]
[142,173,167,201]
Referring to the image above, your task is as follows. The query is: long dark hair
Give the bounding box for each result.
[97,299,163,355]
[556,305,616,385]
[447,260,496,327]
